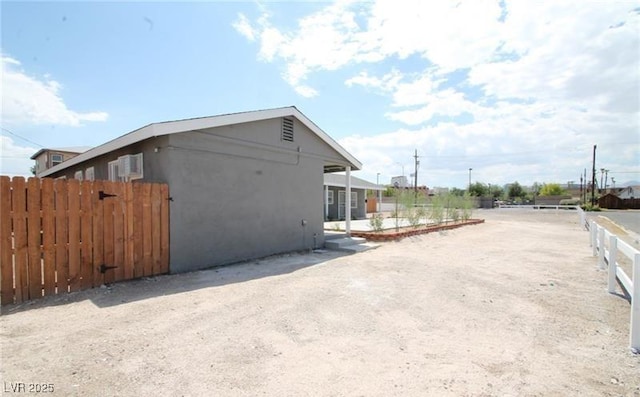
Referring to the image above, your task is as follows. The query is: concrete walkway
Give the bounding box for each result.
[324,217,435,232]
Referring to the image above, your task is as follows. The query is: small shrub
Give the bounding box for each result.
[368,213,385,232]
[581,203,601,212]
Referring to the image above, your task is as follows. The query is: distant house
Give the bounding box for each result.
[31,147,92,176]
[37,107,362,273]
[323,174,384,220]
[617,186,639,199]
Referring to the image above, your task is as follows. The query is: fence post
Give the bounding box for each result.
[598,227,605,270]
[608,235,617,294]
[631,253,640,352]
[591,221,597,255]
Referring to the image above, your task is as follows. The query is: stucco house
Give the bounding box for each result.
[37,107,362,273]
[323,174,384,220]
[30,147,92,176]
[617,186,639,199]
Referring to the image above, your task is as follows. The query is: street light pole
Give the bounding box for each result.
[468,168,473,191]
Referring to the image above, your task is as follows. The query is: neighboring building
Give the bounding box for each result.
[323,174,384,220]
[37,107,362,273]
[390,175,408,188]
[617,186,639,199]
[30,147,92,176]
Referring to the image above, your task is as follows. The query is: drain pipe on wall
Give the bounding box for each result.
[345,165,351,236]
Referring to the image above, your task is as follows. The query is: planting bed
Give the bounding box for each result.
[351,219,485,241]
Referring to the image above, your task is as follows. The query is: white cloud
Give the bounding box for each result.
[0,136,37,177]
[236,1,639,187]
[1,55,109,127]
[232,13,255,41]
[293,84,318,98]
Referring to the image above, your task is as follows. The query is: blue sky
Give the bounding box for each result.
[2,1,639,188]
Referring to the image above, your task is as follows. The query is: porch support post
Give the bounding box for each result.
[324,184,329,221]
[345,166,351,236]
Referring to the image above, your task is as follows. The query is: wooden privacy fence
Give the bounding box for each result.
[0,176,170,306]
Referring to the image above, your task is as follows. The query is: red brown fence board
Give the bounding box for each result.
[0,176,170,305]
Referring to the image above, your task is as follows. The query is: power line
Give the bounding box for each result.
[0,127,44,148]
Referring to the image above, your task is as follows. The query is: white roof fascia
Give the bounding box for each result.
[40,106,361,177]
[325,181,385,190]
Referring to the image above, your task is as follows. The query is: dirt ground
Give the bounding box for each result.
[1,209,639,396]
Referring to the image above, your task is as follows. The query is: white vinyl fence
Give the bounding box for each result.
[584,208,640,352]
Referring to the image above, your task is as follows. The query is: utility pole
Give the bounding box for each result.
[580,174,583,203]
[600,168,605,194]
[591,145,597,205]
[413,149,419,204]
[583,168,587,203]
[604,169,609,193]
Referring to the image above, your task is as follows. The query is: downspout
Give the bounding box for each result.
[345,166,351,236]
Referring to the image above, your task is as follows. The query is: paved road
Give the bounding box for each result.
[592,210,640,235]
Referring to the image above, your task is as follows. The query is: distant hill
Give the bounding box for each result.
[619,180,640,187]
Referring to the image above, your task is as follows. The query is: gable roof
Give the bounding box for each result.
[39,106,362,177]
[324,173,384,191]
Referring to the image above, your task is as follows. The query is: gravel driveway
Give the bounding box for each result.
[1,209,639,396]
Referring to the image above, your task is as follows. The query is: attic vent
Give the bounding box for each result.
[282,117,294,142]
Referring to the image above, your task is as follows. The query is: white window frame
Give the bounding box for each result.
[85,167,95,181]
[51,153,63,166]
[108,160,121,182]
[350,192,358,209]
[327,190,334,205]
[74,170,83,181]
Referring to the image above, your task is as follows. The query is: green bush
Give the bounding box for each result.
[581,203,601,212]
[368,213,385,232]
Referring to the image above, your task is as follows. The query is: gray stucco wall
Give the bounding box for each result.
[164,118,336,273]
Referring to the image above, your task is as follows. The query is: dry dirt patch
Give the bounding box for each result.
[1,209,639,396]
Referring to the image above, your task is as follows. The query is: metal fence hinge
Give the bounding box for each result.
[99,264,118,274]
[99,191,117,200]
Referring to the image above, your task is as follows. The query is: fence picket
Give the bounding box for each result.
[67,180,81,292]
[80,182,94,289]
[151,183,162,275]
[92,180,104,287]
[41,178,56,296]
[112,182,125,282]
[27,178,42,300]
[12,177,27,303]
[102,181,116,284]
[142,183,153,277]
[124,182,135,280]
[132,183,144,278]
[160,183,170,274]
[0,176,14,305]
[54,179,69,294]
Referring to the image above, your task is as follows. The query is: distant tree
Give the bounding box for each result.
[508,181,526,199]
[539,183,566,196]
[30,165,36,176]
[468,182,488,197]
[383,186,396,197]
[450,187,465,197]
[530,182,542,196]
[489,185,504,199]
